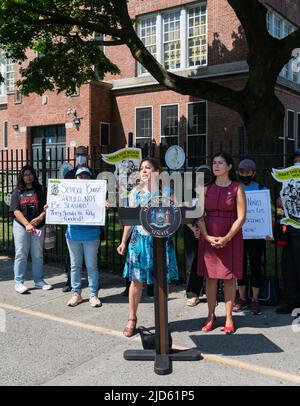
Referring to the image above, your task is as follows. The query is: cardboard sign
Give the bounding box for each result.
[242,190,273,239]
[46,179,107,225]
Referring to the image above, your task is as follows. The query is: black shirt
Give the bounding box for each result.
[9,187,46,228]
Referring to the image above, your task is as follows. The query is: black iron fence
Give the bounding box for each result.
[0,138,289,280]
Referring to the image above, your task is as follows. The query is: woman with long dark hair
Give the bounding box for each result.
[195,152,246,333]
[9,165,52,293]
[117,158,178,337]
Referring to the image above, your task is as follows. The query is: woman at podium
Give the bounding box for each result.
[195,152,246,334]
[117,158,179,337]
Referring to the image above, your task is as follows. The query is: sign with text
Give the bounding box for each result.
[46,179,107,225]
[272,165,300,229]
[242,190,273,239]
[101,148,141,199]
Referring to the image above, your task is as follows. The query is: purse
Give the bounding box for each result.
[138,326,172,350]
[44,225,56,250]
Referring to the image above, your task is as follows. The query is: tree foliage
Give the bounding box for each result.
[0,0,300,151]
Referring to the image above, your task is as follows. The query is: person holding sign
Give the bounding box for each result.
[66,167,103,307]
[276,149,300,314]
[62,145,96,293]
[195,152,246,334]
[9,165,52,293]
[233,159,267,316]
[117,158,179,337]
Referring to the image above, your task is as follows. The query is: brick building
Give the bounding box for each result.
[0,0,300,164]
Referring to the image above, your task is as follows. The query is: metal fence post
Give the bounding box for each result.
[42,138,47,189]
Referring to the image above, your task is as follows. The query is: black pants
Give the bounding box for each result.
[238,239,265,288]
[184,225,204,297]
[281,234,300,306]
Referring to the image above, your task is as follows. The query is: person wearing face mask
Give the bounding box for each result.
[276,149,300,314]
[233,159,267,315]
[62,146,96,292]
[64,145,93,180]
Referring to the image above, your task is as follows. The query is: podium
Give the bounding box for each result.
[118,206,202,375]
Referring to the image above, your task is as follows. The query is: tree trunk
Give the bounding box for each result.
[242,94,285,169]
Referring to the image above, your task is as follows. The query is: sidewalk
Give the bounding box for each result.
[0,255,300,386]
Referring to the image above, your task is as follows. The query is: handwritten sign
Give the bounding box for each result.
[46,179,107,225]
[242,190,273,239]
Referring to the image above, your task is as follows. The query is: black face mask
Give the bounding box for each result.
[238,175,253,185]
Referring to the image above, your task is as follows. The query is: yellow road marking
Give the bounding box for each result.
[1,301,300,384]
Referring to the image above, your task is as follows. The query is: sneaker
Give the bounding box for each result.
[67,293,83,307]
[186,297,200,307]
[250,300,262,315]
[89,296,102,308]
[62,279,71,293]
[35,281,53,290]
[15,284,29,294]
[233,298,248,313]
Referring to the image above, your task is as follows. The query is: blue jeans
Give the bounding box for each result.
[13,220,45,284]
[66,239,100,297]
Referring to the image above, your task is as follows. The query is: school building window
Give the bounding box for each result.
[135,107,152,147]
[137,3,207,75]
[187,101,207,166]
[267,9,300,84]
[161,104,179,147]
[0,54,14,96]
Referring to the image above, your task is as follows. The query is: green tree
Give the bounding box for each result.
[0,0,300,154]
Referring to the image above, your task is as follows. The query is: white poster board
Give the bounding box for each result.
[46,179,107,225]
[242,189,273,239]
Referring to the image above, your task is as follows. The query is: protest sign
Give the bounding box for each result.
[101,148,141,199]
[46,179,107,225]
[272,165,300,229]
[242,189,273,239]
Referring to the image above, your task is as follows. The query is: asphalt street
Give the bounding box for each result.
[0,255,300,387]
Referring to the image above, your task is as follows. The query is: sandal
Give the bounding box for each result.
[186,297,200,307]
[123,317,137,337]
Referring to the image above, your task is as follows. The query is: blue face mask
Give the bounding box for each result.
[76,155,87,165]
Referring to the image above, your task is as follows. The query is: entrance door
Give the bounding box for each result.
[31,124,66,179]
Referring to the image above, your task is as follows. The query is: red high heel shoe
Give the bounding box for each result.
[224,322,235,334]
[201,315,216,332]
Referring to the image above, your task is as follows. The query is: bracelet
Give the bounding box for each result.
[227,233,232,241]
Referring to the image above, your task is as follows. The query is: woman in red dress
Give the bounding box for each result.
[196,152,246,333]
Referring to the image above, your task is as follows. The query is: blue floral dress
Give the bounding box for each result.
[123,188,179,284]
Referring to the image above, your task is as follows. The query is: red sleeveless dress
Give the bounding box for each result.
[198,181,243,280]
